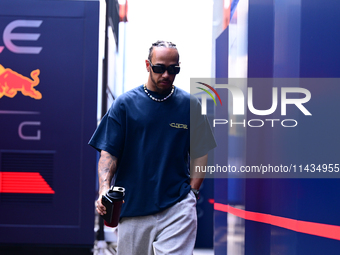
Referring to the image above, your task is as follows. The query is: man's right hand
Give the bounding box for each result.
[96,150,118,216]
[96,192,107,216]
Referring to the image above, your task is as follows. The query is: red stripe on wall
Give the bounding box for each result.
[215,203,340,241]
[0,172,55,194]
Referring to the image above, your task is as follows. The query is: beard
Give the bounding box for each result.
[149,71,173,94]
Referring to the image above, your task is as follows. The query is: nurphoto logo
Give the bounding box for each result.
[191,78,312,128]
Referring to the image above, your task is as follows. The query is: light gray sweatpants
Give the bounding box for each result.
[117,191,197,255]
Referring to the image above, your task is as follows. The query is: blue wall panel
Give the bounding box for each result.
[0,0,99,246]
[214,0,340,254]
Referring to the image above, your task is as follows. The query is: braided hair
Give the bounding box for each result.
[148,40,179,62]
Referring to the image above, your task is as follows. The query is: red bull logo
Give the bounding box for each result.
[0,64,41,100]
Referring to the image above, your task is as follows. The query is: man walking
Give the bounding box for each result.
[89,40,216,255]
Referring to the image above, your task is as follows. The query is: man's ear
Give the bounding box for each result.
[145,60,150,72]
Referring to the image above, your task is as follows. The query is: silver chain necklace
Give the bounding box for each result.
[143,83,174,102]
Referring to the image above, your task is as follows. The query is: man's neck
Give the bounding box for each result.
[145,82,172,95]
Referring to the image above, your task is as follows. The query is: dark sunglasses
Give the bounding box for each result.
[149,61,180,75]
